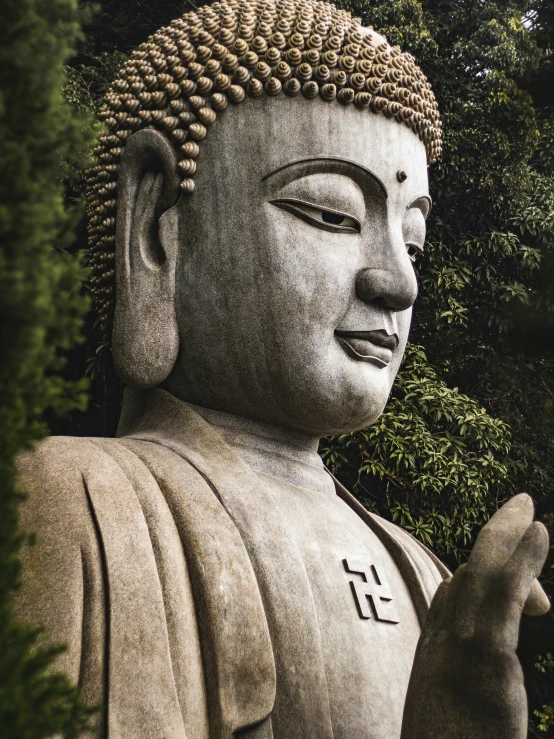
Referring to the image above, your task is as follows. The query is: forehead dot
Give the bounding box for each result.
[396,170,408,183]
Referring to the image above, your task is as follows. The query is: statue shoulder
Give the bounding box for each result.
[332,474,450,584]
[364,510,451,619]
[16,435,122,528]
[332,476,450,619]
[13,435,119,690]
[370,512,452,580]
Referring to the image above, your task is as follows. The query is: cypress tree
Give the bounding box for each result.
[0,0,96,735]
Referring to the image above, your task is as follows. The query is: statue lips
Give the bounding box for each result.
[335,329,399,369]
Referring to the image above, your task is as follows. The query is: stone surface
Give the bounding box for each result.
[401,494,549,739]
[117,96,428,436]
[13,3,550,737]
[17,389,446,739]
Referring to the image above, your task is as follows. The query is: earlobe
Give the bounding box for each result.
[112,129,181,388]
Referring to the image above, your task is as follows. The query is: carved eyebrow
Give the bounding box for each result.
[407,193,433,219]
[261,156,388,199]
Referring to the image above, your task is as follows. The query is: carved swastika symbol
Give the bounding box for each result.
[343,558,400,624]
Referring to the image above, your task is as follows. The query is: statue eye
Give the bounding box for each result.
[322,210,347,226]
[270,198,361,234]
[405,243,423,263]
[402,207,426,264]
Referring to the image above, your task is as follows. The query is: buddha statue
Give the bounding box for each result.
[14,1,550,737]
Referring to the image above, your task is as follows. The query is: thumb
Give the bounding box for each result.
[523,578,550,617]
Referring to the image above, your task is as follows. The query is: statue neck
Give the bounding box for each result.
[191,403,335,494]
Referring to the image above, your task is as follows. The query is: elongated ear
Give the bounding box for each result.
[112,128,181,388]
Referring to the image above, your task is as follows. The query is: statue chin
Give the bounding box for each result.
[172,383,390,438]
[329,394,390,435]
[163,324,403,437]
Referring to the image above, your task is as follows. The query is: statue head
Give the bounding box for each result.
[87,0,441,436]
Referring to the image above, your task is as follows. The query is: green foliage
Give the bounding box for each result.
[0,0,96,735]
[531,655,554,735]
[64,0,187,116]
[322,345,511,561]
[63,51,127,113]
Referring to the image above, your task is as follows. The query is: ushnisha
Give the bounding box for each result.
[87,0,442,337]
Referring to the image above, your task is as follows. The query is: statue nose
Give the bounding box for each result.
[355,266,418,312]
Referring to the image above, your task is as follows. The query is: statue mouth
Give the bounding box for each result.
[334,330,399,369]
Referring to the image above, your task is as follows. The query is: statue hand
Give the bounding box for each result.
[401,494,550,739]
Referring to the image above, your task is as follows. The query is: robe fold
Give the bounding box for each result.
[16,387,449,739]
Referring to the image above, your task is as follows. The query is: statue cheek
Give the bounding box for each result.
[396,307,413,348]
[386,307,413,381]
[261,216,359,316]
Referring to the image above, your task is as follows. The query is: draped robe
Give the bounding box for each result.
[16,388,449,739]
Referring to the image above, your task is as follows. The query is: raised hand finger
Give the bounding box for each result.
[422,565,476,639]
[467,494,535,575]
[523,578,551,617]
[477,520,549,651]
[420,577,453,637]
[453,495,536,634]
